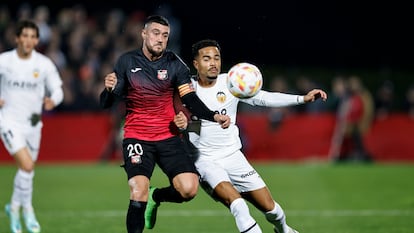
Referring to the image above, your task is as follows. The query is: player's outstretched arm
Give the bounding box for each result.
[303,89,328,103]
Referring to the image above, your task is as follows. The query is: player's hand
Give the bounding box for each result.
[214,114,231,129]
[304,89,328,102]
[174,111,188,130]
[0,99,4,108]
[104,72,117,92]
[43,97,55,111]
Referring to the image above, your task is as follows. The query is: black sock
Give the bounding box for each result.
[126,200,145,233]
[154,186,188,203]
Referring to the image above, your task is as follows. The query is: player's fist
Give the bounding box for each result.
[174,111,188,130]
[44,97,55,111]
[104,72,117,92]
[214,114,231,129]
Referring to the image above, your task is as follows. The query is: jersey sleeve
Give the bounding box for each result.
[112,55,128,97]
[44,58,64,106]
[241,90,304,107]
[100,55,127,108]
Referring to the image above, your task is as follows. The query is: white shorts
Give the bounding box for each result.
[195,150,266,194]
[0,121,42,161]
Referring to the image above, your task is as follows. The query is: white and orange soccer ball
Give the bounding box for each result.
[226,62,263,99]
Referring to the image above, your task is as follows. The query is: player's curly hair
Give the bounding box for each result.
[191,39,221,59]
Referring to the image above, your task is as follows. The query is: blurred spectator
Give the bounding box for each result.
[326,74,348,112]
[267,75,294,130]
[0,5,10,34]
[404,84,414,119]
[154,3,182,55]
[0,5,11,51]
[17,2,32,20]
[33,5,51,52]
[294,75,328,113]
[329,75,374,163]
[374,80,395,120]
[45,25,67,69]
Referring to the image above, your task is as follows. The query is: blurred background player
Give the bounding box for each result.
[174,39,327,233]
[328,75,373,162]
[0,20,64,233]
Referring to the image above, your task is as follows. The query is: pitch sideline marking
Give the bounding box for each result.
[1,209,412,218]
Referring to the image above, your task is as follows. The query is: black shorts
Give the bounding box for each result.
[122,136,198,181]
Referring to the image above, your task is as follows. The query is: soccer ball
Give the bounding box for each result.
[226,62,263,99]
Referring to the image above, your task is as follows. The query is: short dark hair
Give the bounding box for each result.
[191,39,221,59]
[144,15,170,28]
[15,20,39,38]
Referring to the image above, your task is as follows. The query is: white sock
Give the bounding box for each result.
[11,169,34,211]
[265,201,289,233]
[230,198,262,233]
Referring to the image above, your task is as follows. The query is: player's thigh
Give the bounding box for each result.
[222,150,266,193]
[0,124,40,160]
[195,158,231,190]
[156,136,198,180]
[122,138,156,180]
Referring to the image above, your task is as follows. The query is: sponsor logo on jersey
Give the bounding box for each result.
[6,80,38,90]
[131,67,142,73]
[157,70,168,80]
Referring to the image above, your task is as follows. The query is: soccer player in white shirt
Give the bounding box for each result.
[174,39,327,233]
[0,20,63,233]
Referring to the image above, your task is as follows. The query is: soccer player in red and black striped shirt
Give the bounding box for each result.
[100,15,230,233]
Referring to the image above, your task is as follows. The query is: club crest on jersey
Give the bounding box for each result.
[130,155,142,164]
[157,70,168,80]
[33,69,40,78]
[216,91,226,103]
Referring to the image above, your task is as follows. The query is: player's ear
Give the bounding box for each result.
[141,29,146,39]
[193,60,198,69]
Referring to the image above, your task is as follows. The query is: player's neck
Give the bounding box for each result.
[197,76,216,87]
[16,48,33,60]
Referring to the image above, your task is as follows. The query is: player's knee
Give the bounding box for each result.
[20,162,35,172]
[173,173,199,201]
[181,194,195,202]
[179,187,197,201]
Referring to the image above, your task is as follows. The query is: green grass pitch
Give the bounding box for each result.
[0,162,413,233]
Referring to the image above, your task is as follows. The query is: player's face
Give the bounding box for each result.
[193,46,221,82]
[15,28,39,58]
[142,22,169,59]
